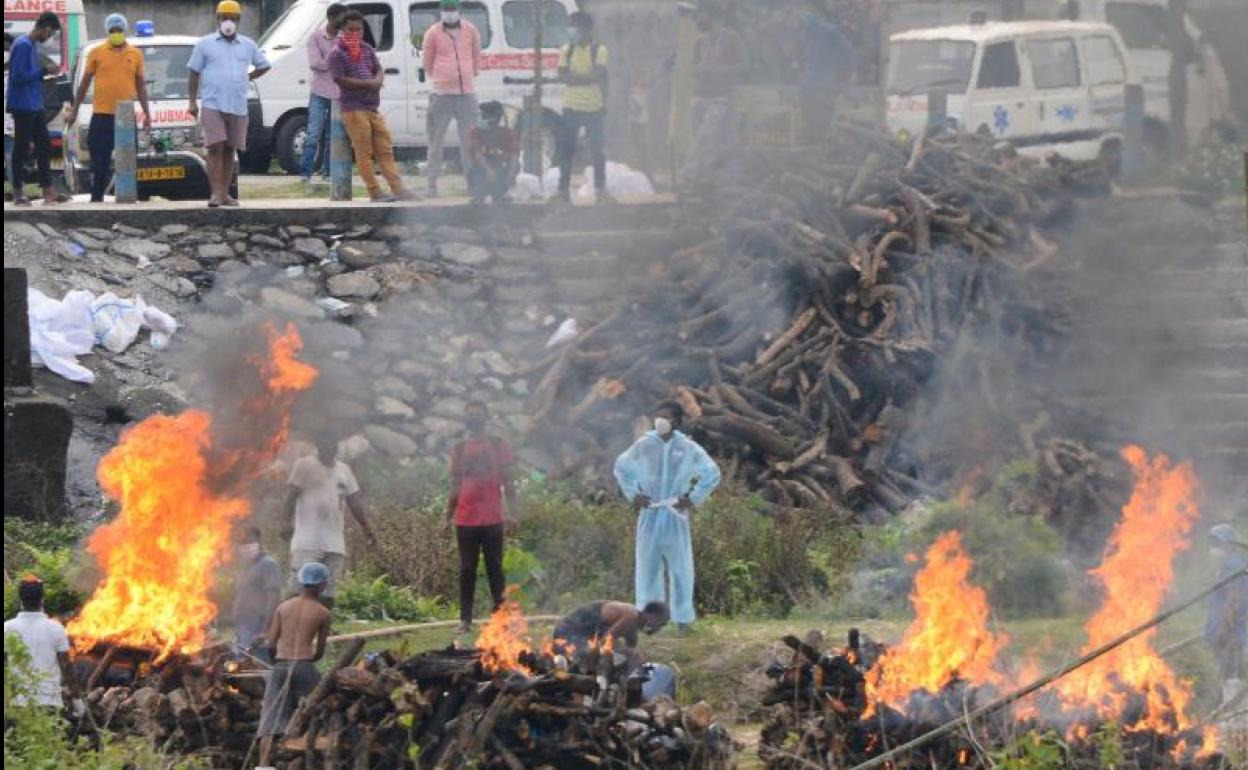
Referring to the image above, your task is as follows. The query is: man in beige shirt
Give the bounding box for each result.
[255,562,333,769]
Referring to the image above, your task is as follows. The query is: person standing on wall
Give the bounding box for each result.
[301,3,346,187]
[6,12,62,206]
[67,14,152,203]
[557,11,608,204]
[420,0,481,198]
[186,0,270,207]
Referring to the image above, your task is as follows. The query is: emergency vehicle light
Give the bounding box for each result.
[136,20,156,37]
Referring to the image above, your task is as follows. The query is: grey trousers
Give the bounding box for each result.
[426,93,479,190]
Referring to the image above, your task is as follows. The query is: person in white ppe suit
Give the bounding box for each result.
[614,401,721,630]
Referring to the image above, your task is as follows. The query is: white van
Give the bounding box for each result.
[887,21,1138,163]
[249,0,574,174]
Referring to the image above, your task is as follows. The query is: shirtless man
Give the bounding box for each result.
[255,562,333,770]
[552,600,669,661]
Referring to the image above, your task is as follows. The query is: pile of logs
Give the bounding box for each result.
[524,126,1108,518]
[78,639,737,769]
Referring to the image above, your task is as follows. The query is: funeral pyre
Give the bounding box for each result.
[758,447,1238,769]
[525,125,1109,519]
[78,598,738,769]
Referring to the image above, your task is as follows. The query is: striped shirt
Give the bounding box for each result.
[327,44,381,113]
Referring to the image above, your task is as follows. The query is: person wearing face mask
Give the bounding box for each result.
[1206,524,1248,710]
[613,402,721,631]
[446,400,518,634]
[420,0,482,197]
[466,100,519,204]
[186,0,270,207]
[300,3,347,187]
[230,526,283,661]
[7,12,62,206]
[67,14,151,203]
[557,11,609,203]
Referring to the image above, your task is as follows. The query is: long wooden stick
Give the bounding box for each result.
[849,566,1248,770]
[326,615,561,645]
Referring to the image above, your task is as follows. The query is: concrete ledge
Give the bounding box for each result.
[2,195,680,232]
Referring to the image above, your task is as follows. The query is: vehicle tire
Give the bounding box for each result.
[1098,139,1123,177]
[274,113,309,176]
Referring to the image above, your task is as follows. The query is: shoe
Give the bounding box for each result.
[222,197,241,207]
[370,193,398,203]
[394,189,419,201]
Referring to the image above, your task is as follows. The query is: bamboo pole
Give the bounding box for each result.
[849,566,1248,770]
[326,615,562,644]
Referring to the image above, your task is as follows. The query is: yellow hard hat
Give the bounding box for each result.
[216,0,242,15]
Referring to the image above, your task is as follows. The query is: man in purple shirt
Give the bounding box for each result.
[328,10,408,202]
[301,3,345,185]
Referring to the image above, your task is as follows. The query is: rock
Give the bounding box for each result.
[321,261,348,275]
[111,224,148,238]
[310,321,364,350]
[392,359,438,381]
[197,243,234,261]
[338,240,391,269]
[375,396,416,419]
[179,229,223,244]
[339,433,371,461]
[327,272,381,299]
[474,350,515,376]
[397,240,438,261]
[160,255,204,274]
[67,229,109,250]
[93,253,140,279]
[431,396,467,418]
[111,238,170,263]
[422,416,462,437]
[376,224,410,241]
[344,224,374,239]
[435,225,482,244]
[145,273,197,298]
[260,287,324,318]
[77,227,115,241]
[363,425,418,458]
[313,223,342,235]
[217,259,250,276]
[272,250,305,266]
[440,242,493,266]
[293,237,329,260]
[285,225,312,238]
[158,224,190,237]
[250,233,286,248]
[505,414,533,434]
[233,242,247,255]
[5,221,48,244]
[373,376,417,401]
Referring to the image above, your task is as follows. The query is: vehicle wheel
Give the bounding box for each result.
[1098,140,1122,177]
[274,113,309,176]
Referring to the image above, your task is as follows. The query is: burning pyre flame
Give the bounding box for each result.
[478,589,534,675]
[866,530,1009,711]
[1054,446,1207,738]
[68,324,316,662]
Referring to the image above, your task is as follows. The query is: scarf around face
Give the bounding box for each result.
[340,28,364,61]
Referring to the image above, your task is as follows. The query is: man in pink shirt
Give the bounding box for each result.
[419,0,481,197]
[301,3,346,185]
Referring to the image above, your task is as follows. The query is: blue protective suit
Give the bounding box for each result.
[1206,551,1248,679]
[614,430,721,624]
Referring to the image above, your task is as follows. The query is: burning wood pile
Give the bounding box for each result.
[758,448,1238,769]
[525,126,1106,516]
[77,601,738,769]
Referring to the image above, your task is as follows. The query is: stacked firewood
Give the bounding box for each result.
[525,127,1108,517]
[80,641,737,769]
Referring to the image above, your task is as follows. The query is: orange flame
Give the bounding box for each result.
[866,531,1009,711]
[1054,446,1202,734]
[478,589,534,675]
[68,324,316,662]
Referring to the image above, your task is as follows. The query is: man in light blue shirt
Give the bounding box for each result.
[186,0,269,207]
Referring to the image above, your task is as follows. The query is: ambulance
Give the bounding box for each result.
[62,25,222,200]
[4,0,88,170]
[247,0,575,174]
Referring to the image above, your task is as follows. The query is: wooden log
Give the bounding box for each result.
[698,415,798,459]
[284,639,366,741]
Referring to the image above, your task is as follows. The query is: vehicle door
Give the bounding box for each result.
[494,0,568,110]
[1079,32,1129,136]
[348,1,410,139]
[407,1,492,146]
[1023,35,1085,144]
[964,38,1034,142]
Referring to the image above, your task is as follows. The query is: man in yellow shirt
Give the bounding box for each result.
[67,14,151,202]
[556,11,607,203]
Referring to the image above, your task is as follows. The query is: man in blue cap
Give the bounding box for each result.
[1206,524,1248,710]
[255,561,332,769]
[68,13,151,202]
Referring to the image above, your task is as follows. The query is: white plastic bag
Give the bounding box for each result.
[545,317,579,349]
[576,162,656,201]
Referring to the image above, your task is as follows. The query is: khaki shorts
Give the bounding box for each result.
[288,549,346,598]
[201,108,248,149]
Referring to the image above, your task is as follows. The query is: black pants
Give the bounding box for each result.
[456,524,506,623]
[87,113,116,202]
[10,109,51,193]
[558,108,606,194]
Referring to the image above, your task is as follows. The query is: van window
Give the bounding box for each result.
[1105,3,1166,50]
[976,41,1020,89]
[502,1,569,49]
[410,2,492,49]
[887,40,975,95]
[1084,35,1127,86]
[352,3,395,51]
[1028,37,1080,89]
[258,1,325,51]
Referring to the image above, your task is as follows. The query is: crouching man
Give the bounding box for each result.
[255,562,333,770]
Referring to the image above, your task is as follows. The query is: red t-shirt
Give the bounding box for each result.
[450,437,513,527]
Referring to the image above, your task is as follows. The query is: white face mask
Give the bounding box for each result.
[654,417,673,437]
[219,19,237,36]
[441,11,460,25]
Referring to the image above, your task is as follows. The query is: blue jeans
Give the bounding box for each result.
[467,157,514,202]
[300,94,332,179]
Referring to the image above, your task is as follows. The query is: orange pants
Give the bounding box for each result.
[341,110,403,197]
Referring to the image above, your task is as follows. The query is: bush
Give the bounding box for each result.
[334,573,454,623]
[1172,137,1246,197]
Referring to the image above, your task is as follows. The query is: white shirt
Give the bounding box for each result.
[288,455,360,554]
[4,611,70,706]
